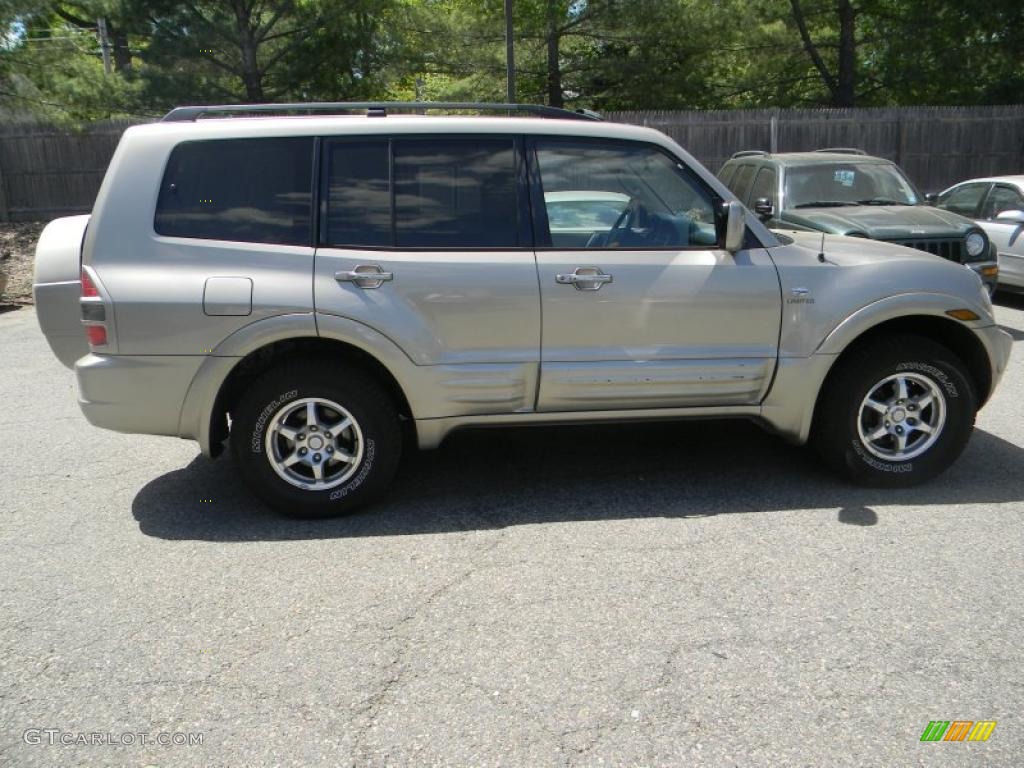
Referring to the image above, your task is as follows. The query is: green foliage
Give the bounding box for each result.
[1,0,1022,122]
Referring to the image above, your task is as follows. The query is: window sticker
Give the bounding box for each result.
[834,169,856,187]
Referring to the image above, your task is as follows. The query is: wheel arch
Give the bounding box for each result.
[764,300,998,446]
[819,312,993,404]
[809,314,993,439]
[208,337,414,457]
[178,313,417,458]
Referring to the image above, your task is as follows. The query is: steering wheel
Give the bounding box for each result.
[605,200,637,248]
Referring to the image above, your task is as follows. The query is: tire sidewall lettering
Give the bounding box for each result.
[895,361,958,399]
[850,438,914,473]
[330,439,375,501]
[251,389,299,454]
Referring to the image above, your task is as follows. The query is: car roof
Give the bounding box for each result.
[727,151,892,167]
[945,175,1024,187]
[124,115,669,145]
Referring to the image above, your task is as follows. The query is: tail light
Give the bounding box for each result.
[86,325,108,346]
[81,268,108,348]
[81,269,100,298]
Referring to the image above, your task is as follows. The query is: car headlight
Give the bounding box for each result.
[965,230,987,258]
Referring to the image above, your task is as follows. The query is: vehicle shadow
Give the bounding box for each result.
[132,421,1024,541]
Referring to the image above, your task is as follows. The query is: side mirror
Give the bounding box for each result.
[753,197,774,219]
[923,192,938,206]
[724,200,746,253]
[996,209,1024,225]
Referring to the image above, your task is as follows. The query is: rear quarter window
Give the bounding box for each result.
[155,137,314,245]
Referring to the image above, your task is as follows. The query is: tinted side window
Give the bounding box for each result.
[937,183,988,217]
[983,185,1024,220]
[749,168,776,205]
[729,164,756,200]
[155,138,313,245]
[718,163,737,188]
[325,141,391,246]
[394,139,518,248]
[534,140,717,249]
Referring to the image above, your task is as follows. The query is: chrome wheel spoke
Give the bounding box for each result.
[325,417,352,435]
[914,422,934,435]
[895,376,909,402]
[914,393,933,411]
[276,425,299,442]
[895,432,908,451]
[282,451,303,467]
[331,447,355,464]
[864,398,888,414]
[310,461,324,482]
[305,401,319,429]
[866,424,889,441]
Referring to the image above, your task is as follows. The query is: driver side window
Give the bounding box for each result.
[534,140,718,250]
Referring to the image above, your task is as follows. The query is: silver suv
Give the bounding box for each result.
[33,102,1012,518]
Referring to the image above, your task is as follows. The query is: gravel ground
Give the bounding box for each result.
[0,221,45,305]
[0,297,1022,767]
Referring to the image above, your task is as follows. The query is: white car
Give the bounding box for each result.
[542,191,630,248]
[935,176,1024,290]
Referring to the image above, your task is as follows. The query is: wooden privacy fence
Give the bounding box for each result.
[1,106,1023,221]
[0,119,138,222]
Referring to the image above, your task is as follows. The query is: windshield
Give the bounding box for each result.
[784,162,919,208]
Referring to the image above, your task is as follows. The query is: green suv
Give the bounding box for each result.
[718,149,999,292]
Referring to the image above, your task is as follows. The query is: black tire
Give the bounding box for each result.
[230,359,402,518]
[811,334,977,487]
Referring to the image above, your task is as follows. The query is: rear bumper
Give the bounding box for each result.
[76,353,203,437]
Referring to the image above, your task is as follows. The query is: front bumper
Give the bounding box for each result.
[75,353,204,437]
[975,324,1013,402]
[967,260,999,295]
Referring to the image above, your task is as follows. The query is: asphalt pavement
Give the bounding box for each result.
[1,297,1023,767]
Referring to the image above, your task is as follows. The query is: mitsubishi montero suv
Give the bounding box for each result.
[33,103,1012,517]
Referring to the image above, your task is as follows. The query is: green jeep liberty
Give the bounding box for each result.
[718,149,998,293]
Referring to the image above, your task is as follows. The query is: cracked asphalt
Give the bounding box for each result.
[2,297,1023,767]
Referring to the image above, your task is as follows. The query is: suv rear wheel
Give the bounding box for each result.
[231,361,402,517]
[812,334,977,486]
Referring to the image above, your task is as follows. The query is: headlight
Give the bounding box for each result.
[965,230,987,257]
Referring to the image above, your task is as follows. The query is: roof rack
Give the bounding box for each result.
[731,150,769,159]
[161,101,603,123]
[814,147,866,155]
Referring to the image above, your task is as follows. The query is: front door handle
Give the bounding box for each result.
[555,267,613,291]
[335,265,394,289]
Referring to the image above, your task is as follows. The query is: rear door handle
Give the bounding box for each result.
[335,265,394,289]
[555,267,613,291]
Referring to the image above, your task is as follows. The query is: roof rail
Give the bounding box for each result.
[161,101,602,123]
[731,150,769,159]
[814,147,866,155]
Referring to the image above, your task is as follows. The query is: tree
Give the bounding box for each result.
[789,0,858,107]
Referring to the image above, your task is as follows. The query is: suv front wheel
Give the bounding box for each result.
[812,335,977,486]
[231,361,402,517]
